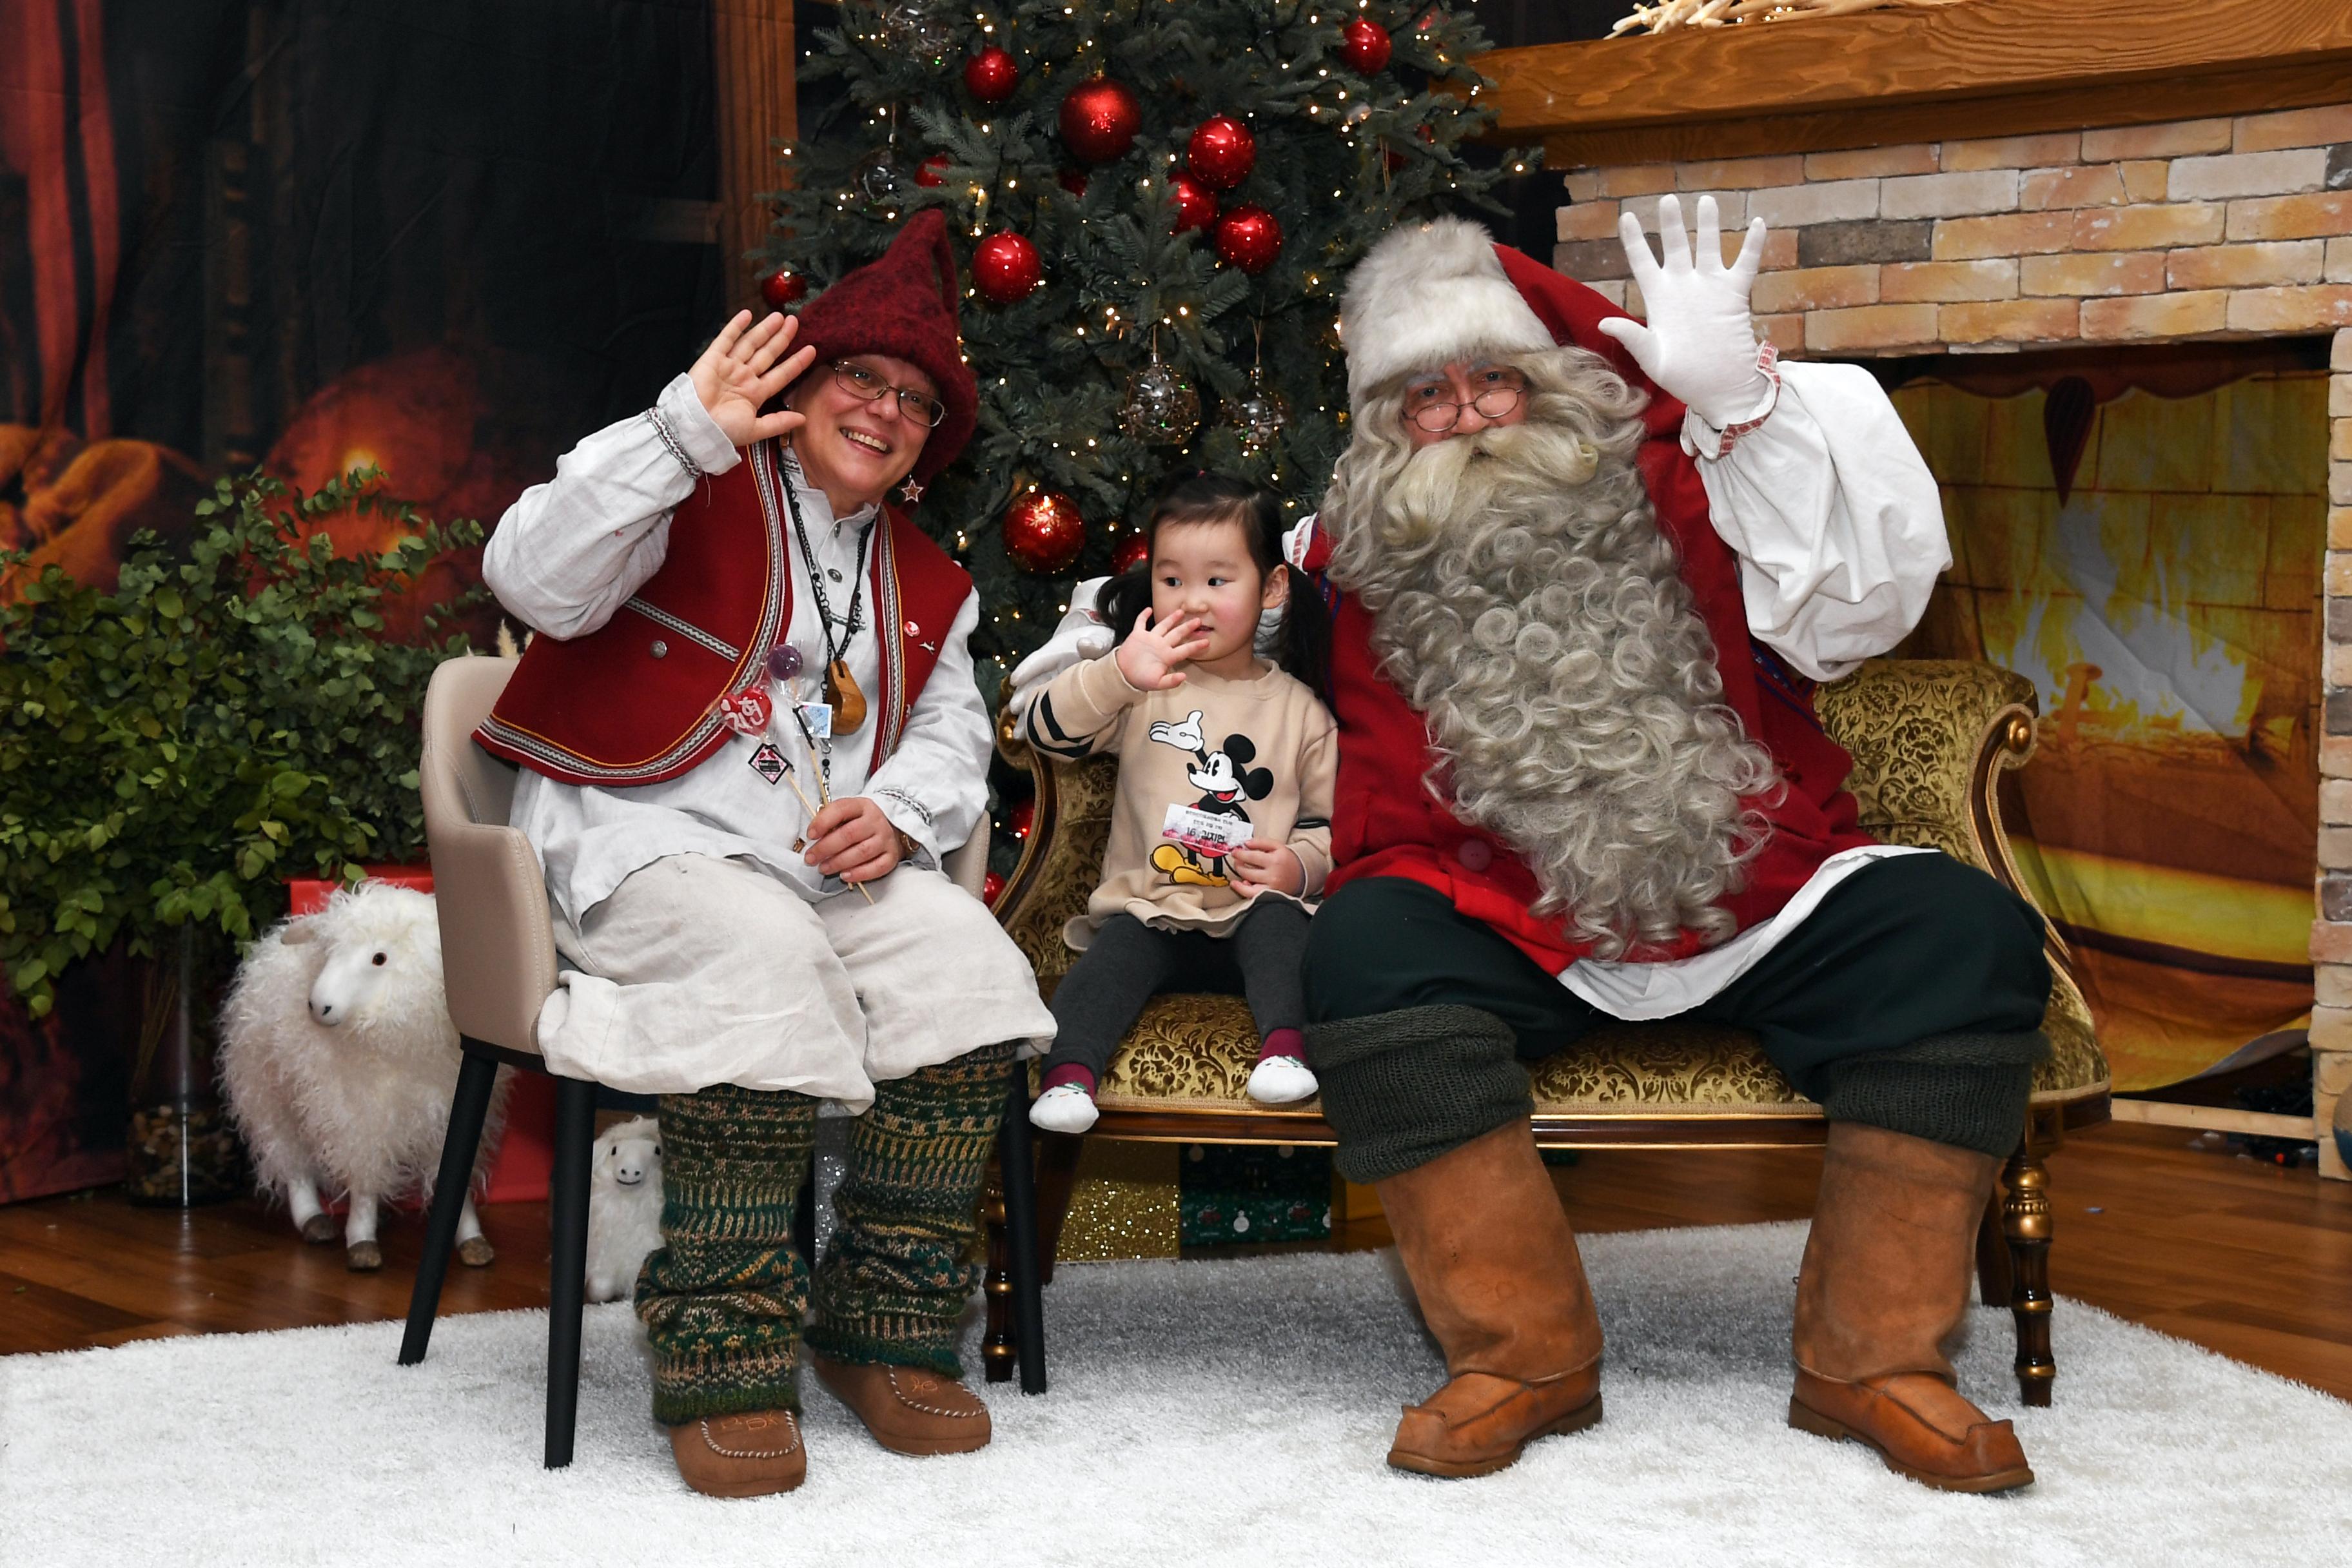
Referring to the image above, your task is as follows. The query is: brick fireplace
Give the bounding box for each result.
[1484,4,2352,1174]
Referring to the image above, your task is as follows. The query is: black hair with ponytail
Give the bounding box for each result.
[1098,473,1329,694]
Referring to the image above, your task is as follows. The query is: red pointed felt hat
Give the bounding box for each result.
[790,210,978,484]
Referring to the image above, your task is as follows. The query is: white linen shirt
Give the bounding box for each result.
[482,373,992,930]
[1006,362,1947,1021]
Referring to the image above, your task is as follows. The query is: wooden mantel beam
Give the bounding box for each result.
[1478,0,2352,167]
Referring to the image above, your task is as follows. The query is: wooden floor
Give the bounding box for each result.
[5,1121,2349,1401]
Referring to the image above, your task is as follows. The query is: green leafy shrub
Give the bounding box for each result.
[0,469,482,1017]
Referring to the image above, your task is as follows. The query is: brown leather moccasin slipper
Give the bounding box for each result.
[669,1409,807,1498]
[811,1354,992,1456]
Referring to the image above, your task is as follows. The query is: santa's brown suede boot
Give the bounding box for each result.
[667,1409,807,1498]
[1788,1121,2034,1494]
[1378,1117,1604,1478]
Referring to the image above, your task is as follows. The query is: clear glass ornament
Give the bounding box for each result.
[857,152,901,206]
[1121,350,1201,446]
[880,1,952,57]
[1224,380,1289,453]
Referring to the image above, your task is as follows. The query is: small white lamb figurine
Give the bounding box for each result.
[219,883,509,1271]
[585,1116,663,1303]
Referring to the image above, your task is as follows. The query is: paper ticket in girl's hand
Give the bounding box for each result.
[1161,804,1252,854]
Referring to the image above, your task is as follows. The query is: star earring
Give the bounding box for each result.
[897,475,925,504]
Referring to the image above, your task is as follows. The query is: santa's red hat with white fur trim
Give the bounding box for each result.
[1338,217,1565,403]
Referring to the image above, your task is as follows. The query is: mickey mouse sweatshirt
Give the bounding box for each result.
[1023,651,1337,950]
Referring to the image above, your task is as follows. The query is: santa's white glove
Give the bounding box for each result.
[1005,578,1115,723]
[1596,195,1775,431]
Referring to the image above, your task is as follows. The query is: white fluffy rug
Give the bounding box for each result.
[4,1221,2346,1567]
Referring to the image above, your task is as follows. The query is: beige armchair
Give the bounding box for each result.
[986,659,2112,1405]
[397,654,1043,1468]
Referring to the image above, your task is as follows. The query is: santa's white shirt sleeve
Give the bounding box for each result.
[1680,359,1951,682]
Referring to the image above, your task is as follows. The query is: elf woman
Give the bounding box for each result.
[479,211,1055,1498]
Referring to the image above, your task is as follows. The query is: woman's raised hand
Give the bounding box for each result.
[1115,609,1211,692]
[690,310,820,448]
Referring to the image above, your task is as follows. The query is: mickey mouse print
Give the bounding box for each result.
[1017,651,1337,951]
[1146,709,1275,888]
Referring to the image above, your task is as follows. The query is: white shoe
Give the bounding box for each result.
[1028,1082,1100,1134]
[1246,1054,1318,1105]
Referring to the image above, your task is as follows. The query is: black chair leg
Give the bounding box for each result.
[544,1075,597,1468]
[398,1045,503,1367]
[794,1163,819,1271]
[997,1070,1048,1395]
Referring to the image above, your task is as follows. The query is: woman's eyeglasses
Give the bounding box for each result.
[830,360,947,429]
[1403,368,1527,434]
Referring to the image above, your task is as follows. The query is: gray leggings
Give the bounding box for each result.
[1043,900,1313,1083]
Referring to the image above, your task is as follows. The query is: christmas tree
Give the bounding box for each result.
[761,0,1531,694]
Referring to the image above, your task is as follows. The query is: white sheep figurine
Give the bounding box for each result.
[585,1116,664,1303]
[219,882,509,1271]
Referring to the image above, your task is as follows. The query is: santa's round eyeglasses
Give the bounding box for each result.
[829,360,947,429]
[1403,368,1527,434]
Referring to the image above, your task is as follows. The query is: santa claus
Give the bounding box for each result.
[1018,197,2052,1494]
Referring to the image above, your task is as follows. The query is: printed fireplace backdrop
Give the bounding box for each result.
[1889,353,2326,1093]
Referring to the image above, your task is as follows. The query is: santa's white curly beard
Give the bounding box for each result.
[1321,344,1777,957]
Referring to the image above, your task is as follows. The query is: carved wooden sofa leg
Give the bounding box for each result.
[980,1070,1048,1391]
[983,1157,1016,1384]
[2000,1126,2057,1407]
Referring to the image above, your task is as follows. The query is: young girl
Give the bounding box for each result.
[1021,475,1337,1134]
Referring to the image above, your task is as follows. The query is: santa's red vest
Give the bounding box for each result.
[476,440,972,787]
[1312,249,1876,974]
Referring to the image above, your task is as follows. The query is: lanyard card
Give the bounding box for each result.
[1161,803,1252,856]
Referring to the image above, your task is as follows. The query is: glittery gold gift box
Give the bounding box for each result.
[1052,1138,1180,1260]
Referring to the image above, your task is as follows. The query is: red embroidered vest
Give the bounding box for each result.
[1313,250,1876,974]
[476,440,972,787]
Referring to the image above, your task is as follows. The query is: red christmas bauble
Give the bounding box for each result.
[964,45,1019,103]
[915,153,952,188]
[758,268,807,308]
[1003,490,1087,574]
[1110,531,1150,573]
[983,869,1006,906]
[1212,204,1283,274]
[971,231,1042,303]
[1005,798,1035,841]
[1168,173,1218,234]
[1339,15,1392,74]
[1186,115,1256,191]
[1059,77,1142,164]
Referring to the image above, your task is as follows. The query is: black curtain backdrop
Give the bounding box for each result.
[1,0,724,1201]
[6,0,724,461]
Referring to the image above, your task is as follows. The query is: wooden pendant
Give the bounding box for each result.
[824,657,868,732]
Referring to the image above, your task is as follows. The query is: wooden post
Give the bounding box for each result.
[710,0,798,311]
[2000,1135,2056,1407]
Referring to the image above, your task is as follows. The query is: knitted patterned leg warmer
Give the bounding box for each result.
[634,1081,817,1425]
[807,1041,1015,1378]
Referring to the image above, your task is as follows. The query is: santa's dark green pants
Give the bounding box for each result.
[1301,854,2051,1182]
[633,1041,1013,1424]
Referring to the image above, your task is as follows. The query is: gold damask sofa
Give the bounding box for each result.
[983,660,2112,1403]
